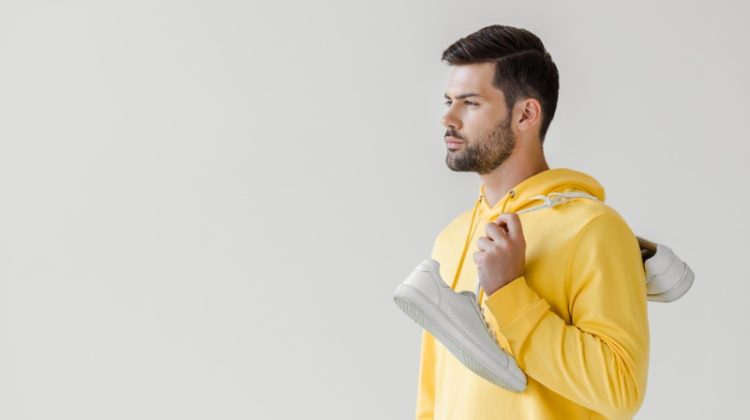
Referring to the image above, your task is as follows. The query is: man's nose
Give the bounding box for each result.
[441,109,461,130]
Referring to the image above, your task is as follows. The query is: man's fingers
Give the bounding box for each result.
[496,213,523,241]
[484,222,507,243]
[476,236,493,251]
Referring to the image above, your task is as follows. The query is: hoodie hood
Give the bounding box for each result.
[477,167,606,221]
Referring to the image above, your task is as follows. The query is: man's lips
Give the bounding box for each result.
[445,137,464,147]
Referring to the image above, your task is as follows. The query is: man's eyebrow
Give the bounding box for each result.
[444,92,484,100]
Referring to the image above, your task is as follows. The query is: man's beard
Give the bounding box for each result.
[445,118,516,175]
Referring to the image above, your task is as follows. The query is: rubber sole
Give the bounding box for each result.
[394,282,526,392]
[648,262,694,303]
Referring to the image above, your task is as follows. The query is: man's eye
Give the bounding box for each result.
[443,100,477,106]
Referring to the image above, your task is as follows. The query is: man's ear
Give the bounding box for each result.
[516,98,542,134]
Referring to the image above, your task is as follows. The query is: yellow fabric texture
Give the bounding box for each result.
[416,167,649,420]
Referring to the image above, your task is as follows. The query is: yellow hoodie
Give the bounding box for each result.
[416,167,649,420]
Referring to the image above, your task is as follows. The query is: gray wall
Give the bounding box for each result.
[0,0,747,418]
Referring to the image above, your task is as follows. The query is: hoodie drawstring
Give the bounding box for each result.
[450,195,483,292]
[453,190,600,307]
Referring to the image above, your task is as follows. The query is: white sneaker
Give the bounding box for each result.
[393,258,527,392]
[644,243,695,302]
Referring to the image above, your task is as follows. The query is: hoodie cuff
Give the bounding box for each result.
[484,276,550,340]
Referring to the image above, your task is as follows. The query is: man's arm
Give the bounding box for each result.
[483,211,650,419]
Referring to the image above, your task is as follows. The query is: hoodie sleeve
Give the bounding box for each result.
[483,211,650,419]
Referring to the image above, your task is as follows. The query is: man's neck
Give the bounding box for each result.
[480,144,550,208]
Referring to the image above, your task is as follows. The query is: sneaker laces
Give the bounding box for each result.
[516,191,600,215]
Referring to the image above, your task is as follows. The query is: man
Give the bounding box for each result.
[416,25,649,419]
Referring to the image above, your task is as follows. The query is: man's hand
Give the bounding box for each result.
[473,213,526,296]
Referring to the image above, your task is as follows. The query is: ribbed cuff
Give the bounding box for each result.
[484,277,539,325]
[483,277,550,357]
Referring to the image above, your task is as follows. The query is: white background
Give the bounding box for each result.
[1,1,748,418]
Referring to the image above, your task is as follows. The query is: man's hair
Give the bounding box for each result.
[441,25,560,144]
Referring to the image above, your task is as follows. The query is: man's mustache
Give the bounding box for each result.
[445,131,463,139]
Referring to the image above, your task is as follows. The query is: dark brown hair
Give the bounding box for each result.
[442,25,559,143]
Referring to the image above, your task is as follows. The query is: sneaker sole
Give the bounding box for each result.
[648,263,694,302]
[394,282,526,392]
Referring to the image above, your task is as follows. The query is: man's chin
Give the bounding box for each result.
[445,160,474,172]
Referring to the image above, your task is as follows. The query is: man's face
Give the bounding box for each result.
[442,63,516,175]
